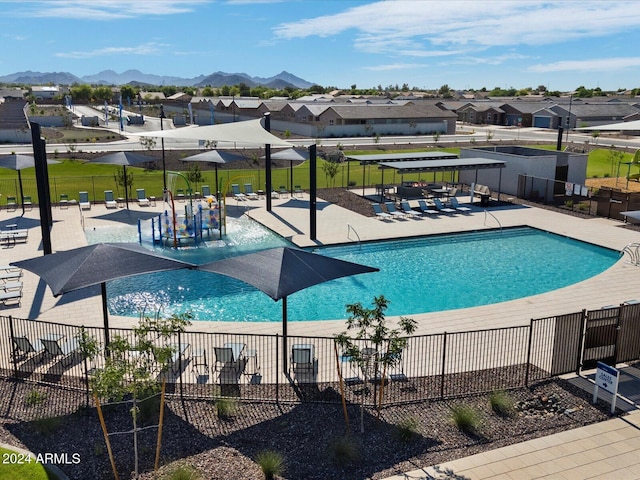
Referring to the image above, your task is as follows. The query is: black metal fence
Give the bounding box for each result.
[3,302,640,406]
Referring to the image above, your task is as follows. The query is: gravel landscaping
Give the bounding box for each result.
[0,376,615,480]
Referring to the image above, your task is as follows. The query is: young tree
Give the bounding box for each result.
[321,160,340,188]
[335,295,416,433]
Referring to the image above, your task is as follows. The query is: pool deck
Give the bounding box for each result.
[3,192,640,338]
[4,193,640,479]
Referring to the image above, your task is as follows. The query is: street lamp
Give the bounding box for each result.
[160,104,166,191]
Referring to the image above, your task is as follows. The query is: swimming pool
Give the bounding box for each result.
[88,224,619,322]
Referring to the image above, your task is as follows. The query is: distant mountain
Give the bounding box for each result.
[0,69,315,89]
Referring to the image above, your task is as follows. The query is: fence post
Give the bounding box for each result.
[275,334,280,406]
[576,309,587,375]
[440,331,447,399]
[8,315,17,379]
[525,319,534,386]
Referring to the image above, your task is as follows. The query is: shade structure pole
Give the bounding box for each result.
[101,282,111,357]
[30,121,52,254]
[17,170,24,215]
[123,165,129,209]
[160,104,167,192]
[282,296,288,373]
[309,144,317,241]
[265,113,272,212]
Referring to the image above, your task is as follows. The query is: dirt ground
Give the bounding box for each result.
[586,177,640,192]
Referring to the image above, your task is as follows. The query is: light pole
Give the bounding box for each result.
[160,104,166,191]
[565,94,573,143]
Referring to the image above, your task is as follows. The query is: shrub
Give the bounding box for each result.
[162,464,202,480]
[25,389,47,407]
[396,416,420,442]
[450,404,481,434]
[215,397,238,419]
[489,390,514,417]
[255,450,284,480]
[33,416,62,435]
[327,435,358,466]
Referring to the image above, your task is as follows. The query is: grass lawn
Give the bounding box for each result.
[0,447,58,479]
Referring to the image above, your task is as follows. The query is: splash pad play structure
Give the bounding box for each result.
[138,172,223,247]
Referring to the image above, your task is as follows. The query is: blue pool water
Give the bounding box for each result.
[86,222,619,322]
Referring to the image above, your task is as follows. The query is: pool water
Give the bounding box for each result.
[88,223,619,322]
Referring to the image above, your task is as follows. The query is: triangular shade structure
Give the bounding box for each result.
[197,247,378,370]
[12,243,195,349]
[577,120,640,131]
[269,147,310,161]
[135,118,293,147]
[181,150,247,164]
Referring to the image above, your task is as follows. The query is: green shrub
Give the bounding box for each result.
[215,397,238,419]
[396,416,420,442]
[327,435,358,466]
[489,391,514,417]
[25,389,47,407]
[255,450,284,480]
[450,404,481,434]
[162,464,202,480]
[564,200,574,208]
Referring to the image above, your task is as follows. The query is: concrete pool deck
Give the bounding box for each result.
[3,192,640,339]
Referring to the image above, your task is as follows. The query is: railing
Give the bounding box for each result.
[621,242,640,266]
[483,209,502,231]
[2,301,640,406]
[346,223,361,247]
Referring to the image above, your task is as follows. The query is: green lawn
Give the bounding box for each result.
[0,145,634,205]
[0,447,58,479]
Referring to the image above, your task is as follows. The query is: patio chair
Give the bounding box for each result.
[40,336,79,366]
[417,199,439,216]
[0,290,22,307]
[166,343,190,375]
[450,197,473,213]
[136,189,150,207]
[278,185,288,198]
[400,201,421,218]
[12,335,44,360]
[104,190,117,209]
[290,344,317,378]
[201,185,211,198]
[244,183,258,200]
[372,203,392,220]
[79,191,91,210]
[384,201,405,218]
[23,196,33,210]
[433,198,456,215]
[59,193,69,209]
[6,196,17,211]
[231,184,246,201]
[293,185,304,198]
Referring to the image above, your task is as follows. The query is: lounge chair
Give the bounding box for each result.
[41,336,79,366]
[136,189,150,206]
[0,229,28,246]
[384,201,405,218]
[201,185,211,198]
[433,198,456,214]
[23,196,32,210]
[214,342,246,380]
[244,183,258,200]
[12,335,44,360]
[59,193,69,209]
[231,184,246,201]
[167,343,190,375]
[104,190,117,209]
[0,269,22,281]
[400,201,421,218]
[6,196,17,211]
[417,199,439,216]
[0,290,21,306]
[291,344,317,381]
[79,191,91,210]
[1,281,23,292]
[450,197,472,213]
[372,203,392,220]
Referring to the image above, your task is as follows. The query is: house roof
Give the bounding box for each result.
[327,103,457,119]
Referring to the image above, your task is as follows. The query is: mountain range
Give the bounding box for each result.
[0,70,315,89]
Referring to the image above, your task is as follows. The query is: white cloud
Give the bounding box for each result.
[7,0,210,19]
[364,63,427,72]
[55,42,170,59]
[273,1,640,56]
[529,57,640,73]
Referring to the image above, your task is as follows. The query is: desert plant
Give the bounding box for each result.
[255,450,284,480]
[33,416,63,435]
[450,404,481,434]
[489,390,514,417]
[215,397,238,419]
[327,435,359,466]
[25,389,47,407]
[162,464,202,480]
[396,416,420,442]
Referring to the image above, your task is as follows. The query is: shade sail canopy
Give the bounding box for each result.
[577,120,640,131]
[378,157,506,174]
[12,243,194,296]
[87,151,158,167]
[269,147,310,161]
[181,150,247,164]
[197,246,378,300]
[345,151,458,164]
[134,118,293,147]
[0,154,60,170]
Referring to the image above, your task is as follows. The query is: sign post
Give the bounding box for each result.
[594,361,619,414]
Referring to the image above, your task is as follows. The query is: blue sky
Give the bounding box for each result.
[0,0,639,91]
